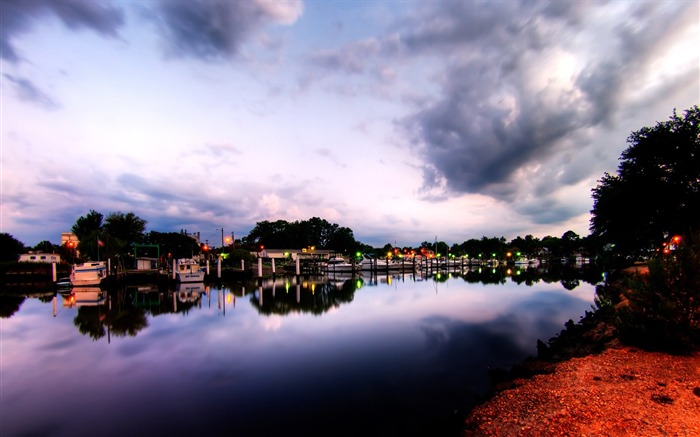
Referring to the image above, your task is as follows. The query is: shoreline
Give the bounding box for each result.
[464,346,700,436]
[462,266,700,436]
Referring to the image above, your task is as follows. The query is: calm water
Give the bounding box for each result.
[1,267,600,437]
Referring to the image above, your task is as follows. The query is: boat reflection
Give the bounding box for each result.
[60,287,107,308]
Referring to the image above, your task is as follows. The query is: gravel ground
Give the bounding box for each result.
[464,347,700,436]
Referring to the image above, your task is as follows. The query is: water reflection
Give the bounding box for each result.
[1,266,601,437]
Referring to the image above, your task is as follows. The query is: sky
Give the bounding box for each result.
[1,0,698,248]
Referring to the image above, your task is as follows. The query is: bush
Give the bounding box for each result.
[614,235,700,352]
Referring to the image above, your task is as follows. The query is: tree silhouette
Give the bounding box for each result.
[0,233,24,262]
[590,106,700,257]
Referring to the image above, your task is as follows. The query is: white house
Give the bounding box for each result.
[19,253,61,263]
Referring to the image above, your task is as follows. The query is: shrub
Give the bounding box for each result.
[614,234,700,352]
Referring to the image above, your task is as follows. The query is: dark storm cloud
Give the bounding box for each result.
[304,1,696,231]
[148,0,301,61]
[399,0,697,201]
[0,0,124,62]
[3,74,58,109]
[403,61,586,201]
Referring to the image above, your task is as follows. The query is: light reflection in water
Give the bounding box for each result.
[1,267,601,437]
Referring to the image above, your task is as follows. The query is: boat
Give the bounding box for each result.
[175,258,205,283]
[70,261,107,287]
[55,277,72,289]
[324,257,359,274]
[360,255,416,272]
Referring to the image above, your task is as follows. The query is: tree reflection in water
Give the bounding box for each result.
[1,263,603,340]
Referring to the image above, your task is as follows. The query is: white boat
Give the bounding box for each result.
[70,261,107,287]
[359,255,415,272]
[324,257,359,274]
[176,259,205,283]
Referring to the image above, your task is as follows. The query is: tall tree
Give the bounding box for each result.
[104,211,147,256]
[71,210,104,260]
[144,231,200,260]
[590,106,700,256]
[34,240,57,253]
[0,233,25,262]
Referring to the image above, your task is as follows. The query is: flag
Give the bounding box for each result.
[97,239,105,247]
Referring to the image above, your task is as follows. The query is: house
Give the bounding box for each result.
[18,253,61,263]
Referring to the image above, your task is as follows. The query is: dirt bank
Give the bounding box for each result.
[464,347,700,436]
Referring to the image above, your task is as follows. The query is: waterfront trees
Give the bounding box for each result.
[590,106,700,257]
[589,106,700,351]
[71,210,104,260]
[104,211,147,256]
[0,233,24,262]
[144,231,200,260]
[242,217,360,254]
[71,210,146,260]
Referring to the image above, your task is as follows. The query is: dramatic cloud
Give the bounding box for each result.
[149,0,303,61]
[0,0,124,62]
[398,1,698,200]
[304,0,698,228]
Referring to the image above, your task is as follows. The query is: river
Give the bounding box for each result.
[1,266,601,437]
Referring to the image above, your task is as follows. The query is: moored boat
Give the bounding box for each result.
[324,257,359,274]
[360,255,416,272]
[176,259,205,283]
[70,261,107,287]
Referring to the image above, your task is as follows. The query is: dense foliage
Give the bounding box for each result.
[143,231,202,260]
[590,106,700,258]
[598,235,700,352]
[589,106,700,352]
[241,217,360,254]
[0,233,25,262]
[71,210,147,260]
